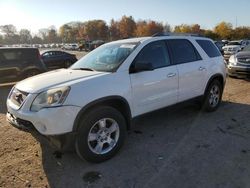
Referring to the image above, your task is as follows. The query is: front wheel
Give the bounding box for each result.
[75,106,126,163]
[203,80,223,112]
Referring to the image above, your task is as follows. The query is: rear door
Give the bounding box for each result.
[167,39,207,102]
[130,40,178,116]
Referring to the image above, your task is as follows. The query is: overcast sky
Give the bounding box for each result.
[0,0,249,34]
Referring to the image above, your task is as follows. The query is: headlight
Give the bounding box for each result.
[228,55,237,65]
[31,86,70,112]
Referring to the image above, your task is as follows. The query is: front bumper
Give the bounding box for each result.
[227,65,250,77]
[7,98,81,135]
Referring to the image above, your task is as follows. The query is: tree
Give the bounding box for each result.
[84,20,108,41]
[32,35,43,44]
[0,35,3,44]
[135,20,164,37]
[233,27,250,40]
[0,24,17,37]
[118,16,136,39]
[191,24,201,34]
[174,24,192,33]
[19,29,32,44]
[204,30,219,40]
[109,19,120,41]
[38,28,49,43]
[147,21,164,35]
[214,22,233,40]
[163,23,172,33]
[135,21,148,36]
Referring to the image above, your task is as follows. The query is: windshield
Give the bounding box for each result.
[71,42,139,72]
[243,45,250,51]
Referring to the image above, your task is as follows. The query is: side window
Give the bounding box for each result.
[196,40,221,58]
[168,39,201,64]
[1,50,21,61]
[133,40,170,69]
[43,52,50,57]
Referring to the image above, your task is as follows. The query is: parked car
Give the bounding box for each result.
[0,47,47,83]
[89,40,105,51]
[227,44,250,78]
[214,41,225,54]
[62,44,79,51]
[40,50,77,70]
[6,34,226,163]
[222,41,242,61]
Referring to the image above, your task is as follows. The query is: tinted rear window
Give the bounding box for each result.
[196,40,221,58]
[0,48,39,61]
[167,39,201,64]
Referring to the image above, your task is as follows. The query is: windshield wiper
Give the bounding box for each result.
[72,67,95,71]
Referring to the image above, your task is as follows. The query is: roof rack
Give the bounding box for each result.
[152,32,205,37]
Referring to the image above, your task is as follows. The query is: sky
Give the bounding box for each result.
[0,0,249,34]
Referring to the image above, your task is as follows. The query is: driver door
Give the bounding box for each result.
[129,40,178,116]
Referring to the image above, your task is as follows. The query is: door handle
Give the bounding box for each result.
[199,67,206,71]
[167,73,176,78]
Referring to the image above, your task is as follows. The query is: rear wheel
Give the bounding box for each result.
[75,106,126,163]
[203,79,223,112]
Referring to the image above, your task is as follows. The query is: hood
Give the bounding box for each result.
[236,51,250,58]
[16,69,107,93]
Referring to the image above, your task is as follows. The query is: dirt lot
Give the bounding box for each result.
[0,77,250,188]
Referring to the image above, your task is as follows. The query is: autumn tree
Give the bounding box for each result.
[118,16,136,39]
[59,24,74,43]
[135,20,164,37]
[174,24,192,33]
[135,21,148,36]
[109,19,120,41]
[233,27,250,40]
[214,22,233,40]
[204,30,219,40]
[84,20,108,41]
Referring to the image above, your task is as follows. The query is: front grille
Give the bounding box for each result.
[238,58,250,64]
[9,88,29,107]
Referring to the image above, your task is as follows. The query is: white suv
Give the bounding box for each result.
[6,34,226,162]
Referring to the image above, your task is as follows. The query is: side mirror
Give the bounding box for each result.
[133,61,154,73]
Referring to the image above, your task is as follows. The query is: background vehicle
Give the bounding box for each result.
[214,41,225,54]
[40,50,77,70]
[222,41,242,61]
[227,44,250,78]
[0,47,47,83]
[62,44,79,51]
[6,35,226,163]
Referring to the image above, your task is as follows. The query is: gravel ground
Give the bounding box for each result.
[0,77,250,188]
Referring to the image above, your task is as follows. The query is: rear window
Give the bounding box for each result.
[0,49,39,61]
[196,40,221,58]
[167,39,202,64]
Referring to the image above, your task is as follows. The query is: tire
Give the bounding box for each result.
[75,106,126,163]
[203,79,223,112]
